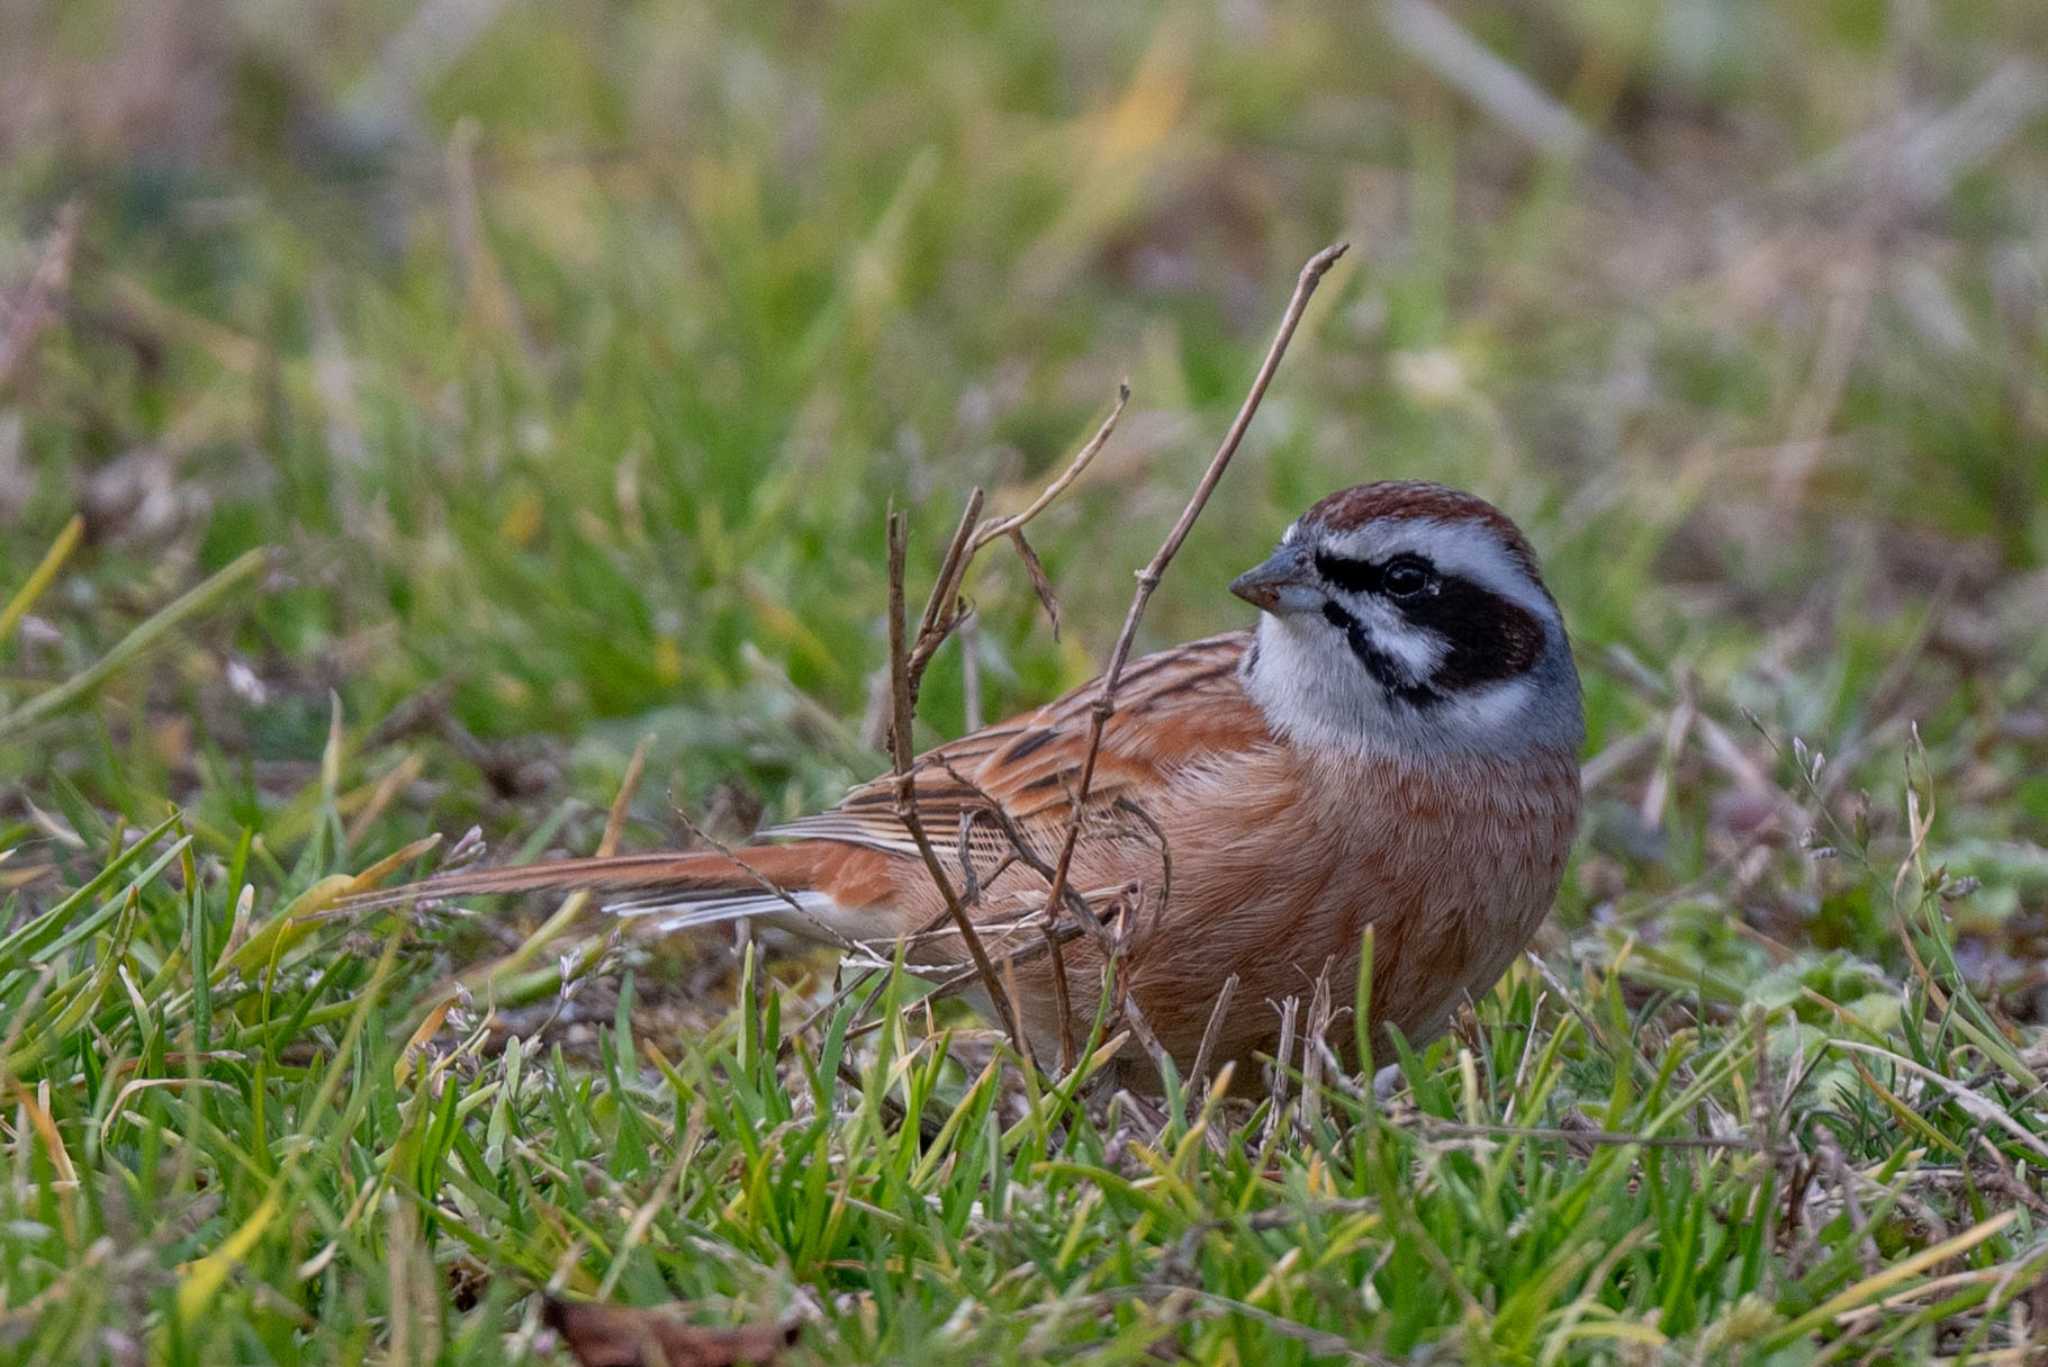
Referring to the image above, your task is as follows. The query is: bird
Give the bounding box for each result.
[355,481,1583,1091]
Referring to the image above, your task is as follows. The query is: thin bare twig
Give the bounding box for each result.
[884,918,1090,1008]
[903,385,1132,690]
[904,489,987,702]
[1005,527,1063,639]
[935,758,1086,1067]
[968,383,1130,552]
[1041,242,1349,1065]
[898,387,1130,701]
[667,798,860,952]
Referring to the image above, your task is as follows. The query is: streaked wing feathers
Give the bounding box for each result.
[768,632,1263,855]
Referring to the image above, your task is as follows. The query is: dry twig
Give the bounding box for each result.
[886,511,1025,1054]
[865,247,1341,1083]
[1039,242,1349,1068]
[968,384,1130,551]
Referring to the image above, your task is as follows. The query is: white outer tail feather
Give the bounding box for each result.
[606,888,841,937]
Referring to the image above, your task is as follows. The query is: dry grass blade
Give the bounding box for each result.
[0,200,82,390]
[0,547,271,743]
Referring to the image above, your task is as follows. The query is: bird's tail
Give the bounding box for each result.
[334,844,852,939]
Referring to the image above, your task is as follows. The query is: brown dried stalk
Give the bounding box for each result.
[871,386,1133,1068]
[968,383,1130,552]
[0,200,82,391]
[887,511,1026,1055]
[902,489,987,705]
[934,759,1090,1070]
[875,243,1343,1079]
[1038,242,1349,1060]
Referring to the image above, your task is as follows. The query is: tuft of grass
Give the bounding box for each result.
[3,757,2045,1361]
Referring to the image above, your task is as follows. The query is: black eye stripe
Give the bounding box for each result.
[1313,551,1380,594]
[1313,551,1436,597]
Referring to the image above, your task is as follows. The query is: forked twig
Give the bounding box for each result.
[903,490,987,703]
[864,246,1342,1082]
[887,513,1026,1054]
[903,385,1131,700]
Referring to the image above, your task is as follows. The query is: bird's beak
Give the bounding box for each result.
[1229,546,1317,614]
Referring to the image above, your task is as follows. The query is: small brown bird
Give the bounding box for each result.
[366,481,1583,1089]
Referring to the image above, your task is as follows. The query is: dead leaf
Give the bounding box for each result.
[1008,527,1062,640]
[542,1296,799,1367]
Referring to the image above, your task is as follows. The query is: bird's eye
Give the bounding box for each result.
[1381,556,1433,599]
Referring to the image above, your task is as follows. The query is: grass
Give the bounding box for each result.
[4,0,2048,1361]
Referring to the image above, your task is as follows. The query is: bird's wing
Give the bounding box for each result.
[765,631,1267,859]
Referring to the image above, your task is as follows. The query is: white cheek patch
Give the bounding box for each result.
[1321,519,1558,626]
[1245,616,1545,757]
[1439,676,1536,732]
[1339,592,1444,681]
